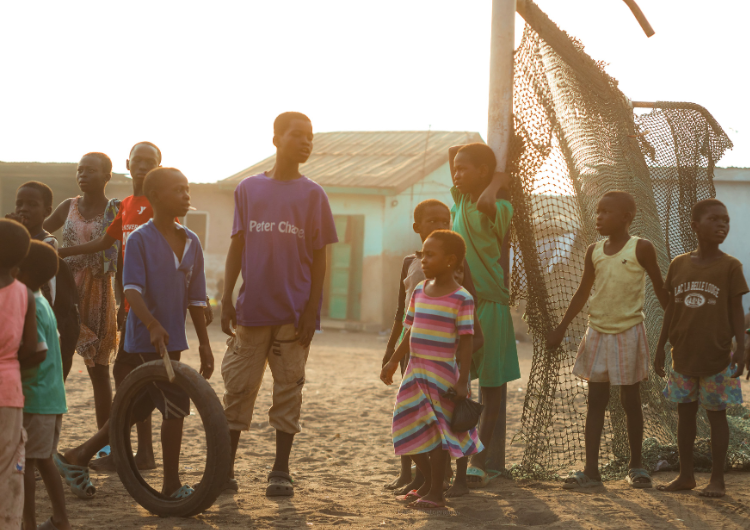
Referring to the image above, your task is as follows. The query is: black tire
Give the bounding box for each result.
[110,360,231,517]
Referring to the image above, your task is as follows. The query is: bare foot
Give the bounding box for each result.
[90,453,157,472]
[445,481,470,498]
[657,475,696,492]
[394,474,425,496]
[699,480,726,498]
[384,473,412,490]
[134,453,157,471]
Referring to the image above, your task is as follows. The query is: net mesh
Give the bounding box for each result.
[505,5,744,478]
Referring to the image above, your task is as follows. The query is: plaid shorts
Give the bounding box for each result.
[663,364,742,411]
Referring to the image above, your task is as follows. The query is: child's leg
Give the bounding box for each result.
[87,363,112,429]
[410,453,432,497]
[393,457,424,496]
[419,448,448,506]
[468,384,505,476]
[161,418,185,496]
[37,456,72,530]
[619,383,645,470]
[580,382,610,481]
[658,401,698,492]
[385,455,413,490]
[22,458,36,530]
[445,456,469,498]
[702,409,729,497]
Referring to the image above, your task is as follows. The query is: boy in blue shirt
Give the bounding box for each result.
[17,241,72,530]
[56,167,213,500]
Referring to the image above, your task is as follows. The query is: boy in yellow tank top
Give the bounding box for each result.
[547,191,668,489]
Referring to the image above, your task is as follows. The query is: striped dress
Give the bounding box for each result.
[392,281,484,458]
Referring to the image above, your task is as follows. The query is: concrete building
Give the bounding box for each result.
[714,168,750,283]
[218,130,483,330]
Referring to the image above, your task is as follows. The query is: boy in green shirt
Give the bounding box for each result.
[17,241,72,530]
[448,143,518,488]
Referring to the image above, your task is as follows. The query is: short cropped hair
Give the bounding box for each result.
[691,198,726,222]
[274,112,311,136]
[82,152,113,174]
[457,143,497,178]
[19,240,59,290]
[0,219,31,269]
[18,181,53,209]
[143,167,181,203]
[426,229,466,265]
[414,199,450,224]
[129,141,162,164]
[602,190,636,216]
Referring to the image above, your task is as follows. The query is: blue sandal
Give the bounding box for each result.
[170,484,194,499]
[53,453,96,500]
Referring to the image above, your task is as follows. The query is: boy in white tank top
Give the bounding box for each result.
[547,191,668,489]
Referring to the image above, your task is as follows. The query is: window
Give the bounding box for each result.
[184,211,209,249]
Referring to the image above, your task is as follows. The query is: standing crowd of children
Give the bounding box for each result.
[0,111,746,527]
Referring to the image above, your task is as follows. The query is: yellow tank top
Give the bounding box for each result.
[588,237,645,334]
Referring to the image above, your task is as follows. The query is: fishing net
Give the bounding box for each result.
[505,1,743,478]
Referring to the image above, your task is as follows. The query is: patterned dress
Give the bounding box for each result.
[392,281,484,458]
[62,197,118,367]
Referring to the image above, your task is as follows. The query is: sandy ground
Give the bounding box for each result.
[32,325,750,529]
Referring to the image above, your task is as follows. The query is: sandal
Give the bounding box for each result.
[266,470,294,497]
[407,499,446,510]
[562,471,602,490]
[395,489,421,502]
[170,484,194,499]
[53,453,96,500]
[626,468,652,489]
[466,465,490,489]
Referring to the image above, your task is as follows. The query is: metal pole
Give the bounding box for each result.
[485,0,515,474]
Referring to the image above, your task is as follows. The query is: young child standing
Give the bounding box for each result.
[8,181,80,380]
[655,199,747,498]
[381,230,483,510]
[45,152,120,430]
[0,219,38,530]
[56,167,213,499]
[383,198,483,498]
[59,141,162,471]
[547,191,667,489]
[447,142,516,487]
[221,112,338,497]
[17,241,72,530]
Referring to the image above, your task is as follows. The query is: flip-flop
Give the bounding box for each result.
[96,445,111,459]
[562,471,603,490]
[626,468,653,489]
[37,517,60,530]
[170,484,194,499]
[396,489,421,502]
[466,466,490,489]
[407,499,446,510]
[53,453,96,500]
[266,470,294,497]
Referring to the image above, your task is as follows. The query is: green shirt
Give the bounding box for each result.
[450,186,513,305]
[21,291,67,414]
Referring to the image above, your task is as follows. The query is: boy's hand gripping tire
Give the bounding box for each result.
[110,360,231,517]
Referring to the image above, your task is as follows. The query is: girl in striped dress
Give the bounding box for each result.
[380,230,483,510]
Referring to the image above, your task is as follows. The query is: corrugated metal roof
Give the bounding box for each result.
[219,131,484,193]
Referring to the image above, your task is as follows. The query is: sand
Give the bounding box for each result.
[33,325,750,529]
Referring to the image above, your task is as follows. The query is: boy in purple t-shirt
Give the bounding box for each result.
[221,112,338,497]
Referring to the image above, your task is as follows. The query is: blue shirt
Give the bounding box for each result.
[231,174,338,327]
[123,220,207,353]
[21,291,67,414]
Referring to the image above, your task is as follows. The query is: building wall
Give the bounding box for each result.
[714,170,750,301]
[326,193,385,325]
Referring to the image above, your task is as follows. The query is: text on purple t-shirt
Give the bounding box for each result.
[232,173,338,327]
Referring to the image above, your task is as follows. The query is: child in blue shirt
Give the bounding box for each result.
[17,241,72,530]
[55,167,213,500]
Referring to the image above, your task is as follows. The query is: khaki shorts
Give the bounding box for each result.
[221,324,309,434]
[0,407,24,528]
[23,413,62,460]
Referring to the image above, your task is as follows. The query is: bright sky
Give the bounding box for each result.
[1,1,747,182]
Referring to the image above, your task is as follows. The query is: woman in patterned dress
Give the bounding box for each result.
[381,230,483,510]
